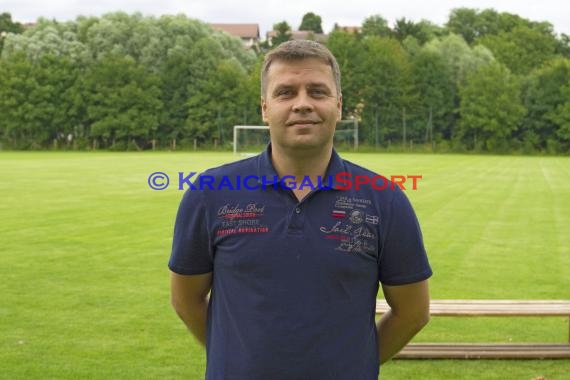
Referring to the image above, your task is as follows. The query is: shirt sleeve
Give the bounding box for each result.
[168,187,213,275]
[378,188,432,285]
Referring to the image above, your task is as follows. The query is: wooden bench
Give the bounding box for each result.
[375,300,570,359]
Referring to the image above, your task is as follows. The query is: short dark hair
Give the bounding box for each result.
[261,40,341,98]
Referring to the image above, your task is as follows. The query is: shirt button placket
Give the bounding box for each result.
[288,206,304,233]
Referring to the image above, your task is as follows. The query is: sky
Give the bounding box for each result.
[3,0,569,37]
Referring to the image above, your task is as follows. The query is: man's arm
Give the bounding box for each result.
[376,279,430,364]
[170,271,213,347]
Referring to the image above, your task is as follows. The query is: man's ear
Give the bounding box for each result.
[337,95,343,121]
[261,97,268,123]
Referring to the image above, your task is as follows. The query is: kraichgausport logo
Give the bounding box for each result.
[147,172,422,191]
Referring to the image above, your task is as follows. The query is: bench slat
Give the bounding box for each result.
[376,300,570,316]
[396,343,570,359]
[375,300,570,359]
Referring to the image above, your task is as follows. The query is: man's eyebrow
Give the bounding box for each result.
[307,83,332,91]
[307,82,330,88]
[271,82,333,96]
[272,84,295,92]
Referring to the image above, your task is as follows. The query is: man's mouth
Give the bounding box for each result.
[286,120,320,126]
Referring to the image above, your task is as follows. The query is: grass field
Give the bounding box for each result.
[1,151,569,380]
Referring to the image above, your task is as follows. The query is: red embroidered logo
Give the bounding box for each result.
[331,210,346,219]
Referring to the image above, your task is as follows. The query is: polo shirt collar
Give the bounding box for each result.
[256,144,345,190]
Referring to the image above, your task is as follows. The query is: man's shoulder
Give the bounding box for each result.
[337,156,405,202]
[340,157,381,178]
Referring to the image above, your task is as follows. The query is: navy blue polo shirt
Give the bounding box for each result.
[169,146,432,380]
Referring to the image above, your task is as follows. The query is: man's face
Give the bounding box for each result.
[261,58,342,152]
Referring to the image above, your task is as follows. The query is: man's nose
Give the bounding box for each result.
[292,91,314,113]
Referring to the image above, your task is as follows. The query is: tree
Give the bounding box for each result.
[241,56,264,127]
[401,36,421,57]
[410,49,455,141]
[359,37,413,145]
[447,7,559,48]
[158,49,197,147]
[81,53,162,149]
[183,37,249,144]
[478,26,558,75]
[299,12,323,34]
[271,21,292,47]
[0,53,79,148]
[458,62,526,151]
[361,15,391,38]
[2,20,89,64]
[154,16,255,148]
[555,34,570,57]
[0,12,23,54]
[0,53,38,147]
[550,83,570,147]
[1,12,257,149]
[186,58,249,144]
[395,19,445,46]
[326,30,365,119]
[393,18,421,43]
[429,35,494,85]
[446,8,480,44]
[522,58,570,151]
[423,34,495,141]
[416,20,447,41]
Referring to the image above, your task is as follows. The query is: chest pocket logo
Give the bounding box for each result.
[319,196,379,255]
[215,202,270,237]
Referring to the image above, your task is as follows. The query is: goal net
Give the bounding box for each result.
[233,125,270,155]
[233,120,359,155]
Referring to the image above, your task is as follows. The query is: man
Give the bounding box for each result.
[169,40,431,379]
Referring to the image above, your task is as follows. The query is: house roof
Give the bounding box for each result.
[209,23,260,39]
[336,26,362,34]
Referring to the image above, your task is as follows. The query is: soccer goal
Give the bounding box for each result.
[233,125,270,155]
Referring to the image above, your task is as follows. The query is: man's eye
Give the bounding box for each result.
[310,89,327,97]
[277,90,293,97]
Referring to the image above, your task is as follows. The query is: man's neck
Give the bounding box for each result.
[270,144,333,201]
[271,144,332,178]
